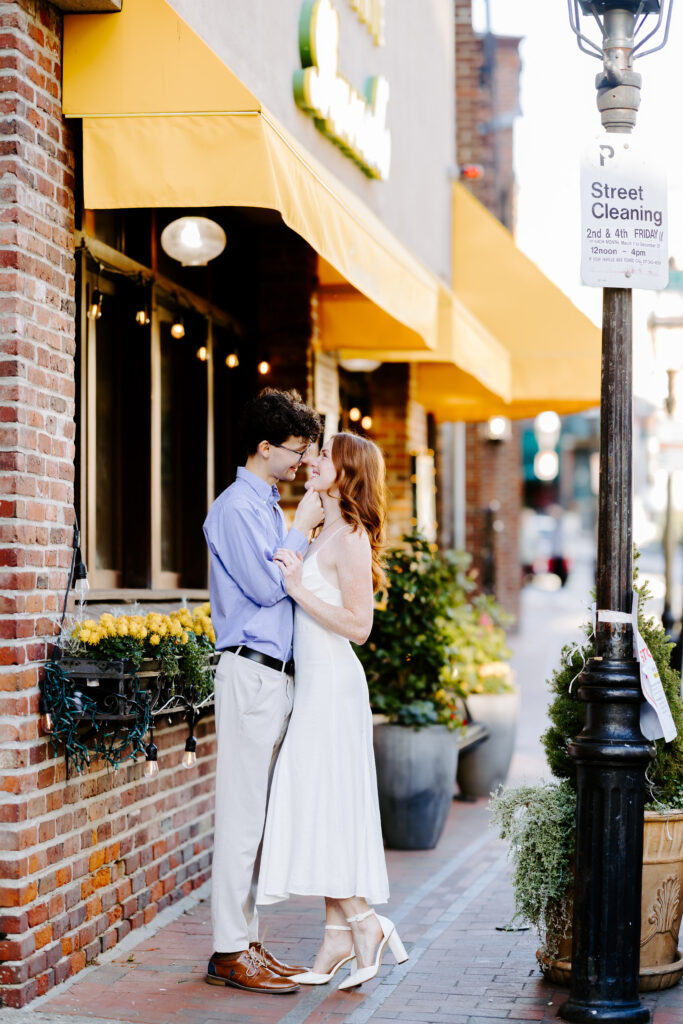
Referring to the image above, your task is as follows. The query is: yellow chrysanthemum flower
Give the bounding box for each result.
[149,634,160,646]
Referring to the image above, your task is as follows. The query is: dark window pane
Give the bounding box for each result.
[95,305,122,571]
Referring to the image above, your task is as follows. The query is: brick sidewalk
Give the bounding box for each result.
[2,798,680,1024]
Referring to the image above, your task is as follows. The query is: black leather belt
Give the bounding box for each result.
[224,645,294,676]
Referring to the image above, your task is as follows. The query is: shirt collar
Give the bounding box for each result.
[237,466,281,507]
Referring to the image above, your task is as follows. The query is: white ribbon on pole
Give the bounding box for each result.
[597,592,677,742]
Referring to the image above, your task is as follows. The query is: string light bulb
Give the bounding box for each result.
[170,316,185,340]
[196,346,209,362]
[349,407,361,422]
[182,735,197,769]
[73,558,89,601]
[87,289,103,321]
[143,740,159,778]
[361,415,373,430]
[226,351,239,369]
[135,304,150,326]
[257,359,271,375]
[39,693,53,734]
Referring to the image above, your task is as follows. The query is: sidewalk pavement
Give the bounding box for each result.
[2,796,681,1024]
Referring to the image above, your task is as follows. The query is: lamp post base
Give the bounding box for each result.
[559,998,650,1024]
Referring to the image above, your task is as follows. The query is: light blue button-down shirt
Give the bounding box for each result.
[203,467,308,660]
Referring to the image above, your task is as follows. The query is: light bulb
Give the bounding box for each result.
[144,741,158,777]
[74,576,90,600]
[226,352,239,369]
[182,736,197,769]
[258,360,271,375]
[170,318,185,340]
[87,289,103,320]
[179,220,202,251]
[39,694,53,734]
[361,415,373,430]
[349,407,361,422]
[135,308,150,326]
[196,346,209,362]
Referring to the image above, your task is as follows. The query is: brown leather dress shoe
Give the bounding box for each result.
[206,950,300,993]
[250,941,306,977]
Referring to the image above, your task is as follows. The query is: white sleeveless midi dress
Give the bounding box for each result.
[256,542,389,905]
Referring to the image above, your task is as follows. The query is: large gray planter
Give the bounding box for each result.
[456,689,520,798]
[372,723,459,850]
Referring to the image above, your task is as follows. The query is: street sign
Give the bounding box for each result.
[580,133,668,290]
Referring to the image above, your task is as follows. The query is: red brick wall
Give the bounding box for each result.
[0,4,216,1007]
[371,363,428,547]
[464,422,522,619]
[455,0,522,622]
[455,0,520,231]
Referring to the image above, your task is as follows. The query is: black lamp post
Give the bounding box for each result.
[562,4,673,1023]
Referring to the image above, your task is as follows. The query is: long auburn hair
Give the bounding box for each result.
[329,432,387,592]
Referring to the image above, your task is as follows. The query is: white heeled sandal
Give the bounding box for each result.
[289,924,357,985]
[337,908,408,991]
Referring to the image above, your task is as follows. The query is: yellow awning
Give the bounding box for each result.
[317,260,512,400]
[63,0,443,354]
[341,187,602,420]
[449,184,601,419]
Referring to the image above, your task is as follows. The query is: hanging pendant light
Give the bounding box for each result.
[160,217,227,267]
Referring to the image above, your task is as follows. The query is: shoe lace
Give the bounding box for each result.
[246,946,269,973]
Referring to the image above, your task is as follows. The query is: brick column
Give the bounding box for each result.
[371,363,428,546]
[0,1,76,1005]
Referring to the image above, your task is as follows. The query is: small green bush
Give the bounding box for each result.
[356,531,513,729]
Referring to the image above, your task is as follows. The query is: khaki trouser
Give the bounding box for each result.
[211,650,293,953]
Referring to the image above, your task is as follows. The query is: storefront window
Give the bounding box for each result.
[76,209,270,597]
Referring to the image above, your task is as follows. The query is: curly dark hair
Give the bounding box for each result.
[241,388,321,455]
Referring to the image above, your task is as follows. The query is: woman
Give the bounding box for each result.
[256,433,408,990]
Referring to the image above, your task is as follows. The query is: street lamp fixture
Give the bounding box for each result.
[561,3,672,1023]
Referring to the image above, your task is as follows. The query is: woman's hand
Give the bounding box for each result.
[273,548,304,596]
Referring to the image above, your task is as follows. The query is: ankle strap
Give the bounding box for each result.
[324,923,351,931]
[345,908,376,924]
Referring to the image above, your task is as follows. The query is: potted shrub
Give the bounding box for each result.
[442,601,518,799]
[356,532,510,849]
[490,578,683,991]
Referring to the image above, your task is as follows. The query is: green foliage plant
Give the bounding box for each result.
[355,531,513,730]
[489,780,576,956]
[490,572,683,958]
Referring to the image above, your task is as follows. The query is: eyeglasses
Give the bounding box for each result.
[270,441,313,464]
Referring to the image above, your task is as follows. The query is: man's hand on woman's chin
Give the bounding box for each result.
[292,488,324,533]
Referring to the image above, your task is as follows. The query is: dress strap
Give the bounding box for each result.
[311,519,347,559]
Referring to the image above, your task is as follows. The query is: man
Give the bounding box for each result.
[203,388,323,994]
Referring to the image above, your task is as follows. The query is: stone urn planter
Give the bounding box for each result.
[539,810,683,991]
[457,688,520,798]
[372,722,459,850]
